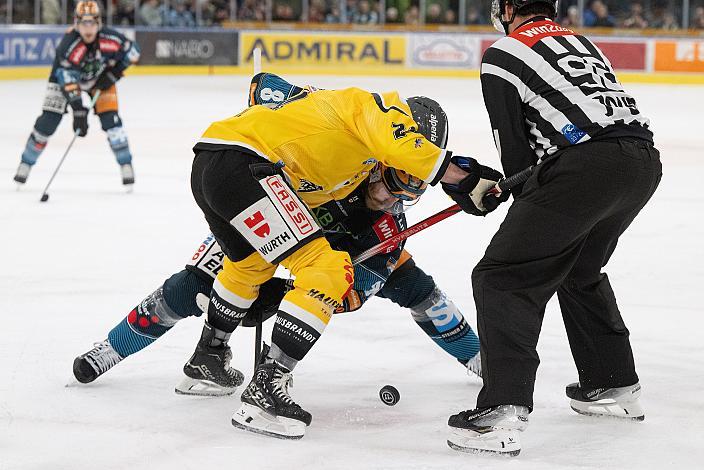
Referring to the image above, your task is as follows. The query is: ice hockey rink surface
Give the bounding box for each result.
[1,75,702,469]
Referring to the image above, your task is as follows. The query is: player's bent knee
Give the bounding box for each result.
[98,111,122,131]
[290,248,353,306]
[381,259,435,309]
[163,268,214,318]
[34,111,62,136]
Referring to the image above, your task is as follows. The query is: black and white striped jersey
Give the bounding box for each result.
[480,17,653,180]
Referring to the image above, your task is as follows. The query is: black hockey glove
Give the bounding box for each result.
[70,104,89,137]
[95,69,122,91]
[441,156,504,216]
[482,188,511,213]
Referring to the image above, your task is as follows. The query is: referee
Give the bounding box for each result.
[447,0,662,456]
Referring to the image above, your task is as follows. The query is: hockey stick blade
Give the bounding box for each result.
[352,166,535,265]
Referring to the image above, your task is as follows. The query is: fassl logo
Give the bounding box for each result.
[266,176,314,235]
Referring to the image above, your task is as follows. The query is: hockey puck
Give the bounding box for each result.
[379,385,400,406]
[40,194,49,202]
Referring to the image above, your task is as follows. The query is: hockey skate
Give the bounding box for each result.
[566,382,644,421]
[13,162,31,185]
[232,354,312,440]
[447,405,529,457]
[73,339,124,384]
[120,163,134,186]
[175,323,244,397]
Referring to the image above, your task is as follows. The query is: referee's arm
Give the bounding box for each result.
[480,49,536,196]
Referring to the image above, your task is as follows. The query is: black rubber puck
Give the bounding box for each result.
[40,194,49,202]
[379,385,400,406]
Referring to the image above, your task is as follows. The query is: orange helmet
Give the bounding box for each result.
[74,1,101,22]
[380,165,428,202]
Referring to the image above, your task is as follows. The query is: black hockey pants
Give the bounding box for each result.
[473,138,662,410]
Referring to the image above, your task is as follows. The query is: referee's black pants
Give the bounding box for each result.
[473,138,662,410]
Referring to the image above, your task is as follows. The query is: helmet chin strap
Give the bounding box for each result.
[501,1,519,35]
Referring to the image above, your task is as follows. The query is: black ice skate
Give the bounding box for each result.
[566,382,644,421]
[232,354,312,440]
[120,163,134,186]
[447,405,529,457]
[73,339,124,384]
[13,162,31,185]
[175,323,244,397]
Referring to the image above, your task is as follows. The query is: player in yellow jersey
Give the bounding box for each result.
[187,77,505,439]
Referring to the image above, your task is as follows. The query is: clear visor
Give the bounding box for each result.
[383,199,419,215]
[76,17,99,27]
[491,0,506,33]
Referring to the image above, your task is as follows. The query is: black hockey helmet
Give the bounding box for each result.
[406,96,449,149]
[491,0,558,34]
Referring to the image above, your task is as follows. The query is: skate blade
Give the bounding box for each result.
[447,427,521,457]
[231,403,306,440]
[570,401,645,421]
[124,184,134,193]
[174,377,237,397]
[447,440,520,457]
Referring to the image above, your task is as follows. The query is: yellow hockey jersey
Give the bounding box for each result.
[193,87,450,208]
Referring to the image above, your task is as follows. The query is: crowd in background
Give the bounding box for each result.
[3,0,704,29]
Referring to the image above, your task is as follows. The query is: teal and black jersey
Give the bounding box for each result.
[50,27,139,89]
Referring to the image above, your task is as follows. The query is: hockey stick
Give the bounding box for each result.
[352,165,535,265]
[39,90,102,203]
[251,48,264,370]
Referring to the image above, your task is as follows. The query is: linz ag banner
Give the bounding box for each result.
[0,28,65,66]
[137,30,238,65]
[241,32,406,69]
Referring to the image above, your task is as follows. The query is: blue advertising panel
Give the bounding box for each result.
[0,28,66,66]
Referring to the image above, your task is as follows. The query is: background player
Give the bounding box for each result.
[13,1,140,187]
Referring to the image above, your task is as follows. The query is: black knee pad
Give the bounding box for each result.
[34,111,63,136]
[162,268,214,319]
[379,259,436,309]
[99,111,122,131]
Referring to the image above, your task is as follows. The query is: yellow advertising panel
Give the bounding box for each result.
[654,41,704,73]
[240,32,406,71]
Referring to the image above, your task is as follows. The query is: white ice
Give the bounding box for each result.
[0,75,702,470]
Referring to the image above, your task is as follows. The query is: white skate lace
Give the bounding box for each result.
[85,340,123,374]
[466,354,482,378]
[272,369,295,405]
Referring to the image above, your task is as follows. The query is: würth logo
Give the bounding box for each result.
[266,176,314,236]
[244,211,270,238]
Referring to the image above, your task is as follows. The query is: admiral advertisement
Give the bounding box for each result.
[0,28,65,66]
[240,32,406,70]
[409,34,481,69]
[136,30,238,65]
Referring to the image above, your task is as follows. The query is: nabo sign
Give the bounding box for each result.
[155,39,215,59]
[137,30,238,65]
